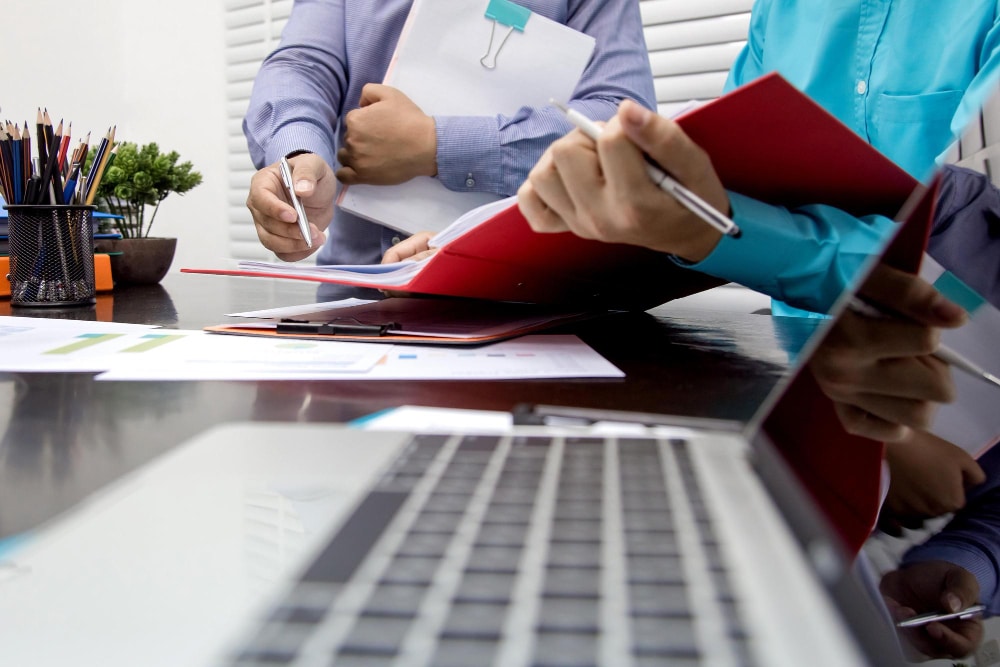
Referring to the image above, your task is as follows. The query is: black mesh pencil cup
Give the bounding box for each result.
[4,205,97,306]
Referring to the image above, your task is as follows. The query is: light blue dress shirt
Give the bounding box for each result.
[243,0,655,266]
[686,0,1000,315]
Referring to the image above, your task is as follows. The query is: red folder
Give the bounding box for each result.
[762,178,939,556]
[185,73,918,309]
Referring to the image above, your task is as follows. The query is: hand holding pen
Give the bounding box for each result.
[518,99,737,264]
[551,100,740,238]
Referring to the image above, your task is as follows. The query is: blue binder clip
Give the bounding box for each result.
[481,0,531,70]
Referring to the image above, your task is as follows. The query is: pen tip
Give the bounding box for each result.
[550,99,569,113]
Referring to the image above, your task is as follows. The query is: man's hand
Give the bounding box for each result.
[336,84,437,186]
[246,153,332,261]
[518,99,728,263]
[809,263,967,442]
[382,232,436,264]
[880,431,985,533]
[881,560,984,660]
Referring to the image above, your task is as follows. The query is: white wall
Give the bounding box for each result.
[1,0,230,273]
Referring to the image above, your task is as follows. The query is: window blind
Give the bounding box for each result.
[640,0,753,116]
[224,0,291,261]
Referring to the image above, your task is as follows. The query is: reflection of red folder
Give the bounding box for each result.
[185,73,917,309]
[763,178,939,557]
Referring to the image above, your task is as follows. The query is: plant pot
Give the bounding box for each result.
[94,237,177,285]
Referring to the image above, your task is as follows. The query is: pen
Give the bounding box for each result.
[551,100,741,238]
[848,297,1000,389]
[276,320,396,336]
[896,603,986,628]
[279,156,312,248]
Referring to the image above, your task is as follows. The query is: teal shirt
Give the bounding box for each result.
[686,0,1000,315]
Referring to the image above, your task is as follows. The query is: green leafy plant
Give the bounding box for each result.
[87,141,202,239]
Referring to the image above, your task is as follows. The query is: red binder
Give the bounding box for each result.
[185,73,918,309]
[763,178,940,556]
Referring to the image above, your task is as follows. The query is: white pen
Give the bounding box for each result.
[896,603,986,628]
[848,297,1000,389]
[551,100,740,238]
[279,156,312,248]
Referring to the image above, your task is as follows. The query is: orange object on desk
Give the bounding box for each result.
[0,254,114,298]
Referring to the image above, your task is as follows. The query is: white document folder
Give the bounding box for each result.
[337,0,596,235]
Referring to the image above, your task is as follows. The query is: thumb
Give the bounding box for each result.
[359,83,390,107]
[963,459,987,488]
[942,566,980,612]
[617,98,709,185]
[287,154,328,197]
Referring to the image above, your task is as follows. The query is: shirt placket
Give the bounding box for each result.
[854,0,892,142]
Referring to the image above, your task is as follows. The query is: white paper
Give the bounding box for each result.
[0,319,388,376]
[96,335,622,381]
[337,0,595,234]
[226,298,377,319]
[229,197,516,287]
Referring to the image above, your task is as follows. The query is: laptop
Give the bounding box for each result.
[0,191,933,666]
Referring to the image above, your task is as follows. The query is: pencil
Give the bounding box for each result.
[58,120,71,174]
[0,130,13,203]
[22,121,32,191]
[551,100,741,238]
[35,108,48,169]
[85,126,115,205]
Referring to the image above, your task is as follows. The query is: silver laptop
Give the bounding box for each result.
[199,200,937,666]
[0,188,932,665]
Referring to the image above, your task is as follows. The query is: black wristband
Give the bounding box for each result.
[283,149,313,159]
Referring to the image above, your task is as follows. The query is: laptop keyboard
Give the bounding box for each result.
[227,434,756,667]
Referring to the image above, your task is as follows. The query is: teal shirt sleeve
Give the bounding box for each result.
[683,192,895,315]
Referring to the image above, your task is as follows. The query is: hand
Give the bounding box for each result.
[880,430,985,532]
[880,560,983,660]
[382,232,437,264]
[336,84,437,186]
[246,153,331,261]
[808,263,967,442]
[517,99,729,263]
[379,232,437,298]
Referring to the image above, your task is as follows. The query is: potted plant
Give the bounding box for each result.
[89,141,202,285]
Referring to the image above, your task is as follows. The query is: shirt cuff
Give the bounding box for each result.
[672,192,795,298]
[266,127,336,170]
[903,543,998,612]
[434,116,502,193]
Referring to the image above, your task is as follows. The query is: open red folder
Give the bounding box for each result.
[763,177,940,556]
[184,73,917,310]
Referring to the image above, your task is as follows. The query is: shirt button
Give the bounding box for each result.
[855,80,868,95]
[391,236,401,245]
[465,173,476,188]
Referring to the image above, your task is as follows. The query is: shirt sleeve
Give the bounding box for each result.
[901,449,1000,615]
[434,0,657,197]
[677,193,894,314]
[242,0,348,170]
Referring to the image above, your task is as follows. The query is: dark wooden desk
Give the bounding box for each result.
[0,274,817,539]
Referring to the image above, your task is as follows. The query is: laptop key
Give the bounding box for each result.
[531,629,599,667]
[440,600,509,639]
[363,582,428,616]
[431,636,500,667]
[453,571,517,603]
[338,614,413,655]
